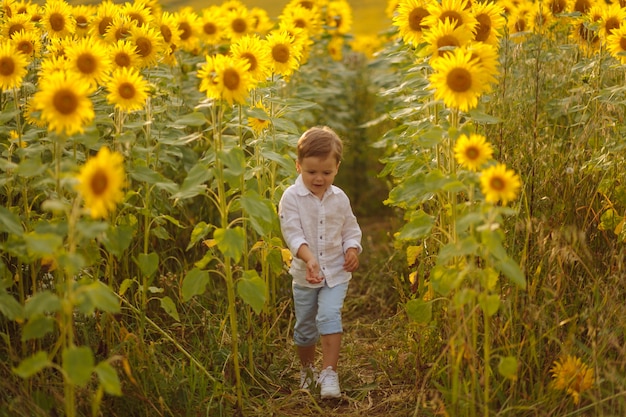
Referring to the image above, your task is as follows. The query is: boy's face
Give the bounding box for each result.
[296,156,339,199]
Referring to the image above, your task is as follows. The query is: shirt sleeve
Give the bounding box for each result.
[278,188,309,257]
[340,194,363,255]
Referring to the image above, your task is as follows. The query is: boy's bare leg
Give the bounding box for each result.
[321,333,342,370]
[298,344,316,367]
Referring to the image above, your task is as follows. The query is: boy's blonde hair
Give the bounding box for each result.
[297,126,343,164]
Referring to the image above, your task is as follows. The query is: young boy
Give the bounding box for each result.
[278,126,362,399]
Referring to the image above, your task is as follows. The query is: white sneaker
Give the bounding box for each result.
[299,366,318,390]
[318,366,341,399]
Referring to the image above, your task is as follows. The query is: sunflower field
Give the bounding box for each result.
[1,0,626,415]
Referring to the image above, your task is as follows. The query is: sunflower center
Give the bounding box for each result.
[77,53,97,74]
[49,12,66,32]
[203,22,217,36]
[179,22,192,40]
[474,14,492,42]
[128,13,144,26]
[115,52,131,67]
[118,82,136,99]
[514,18,526,33]
[99,17,113,36]
[272,44,290,63]
[76,16,88,29]
[439,11,463,28]
[550,0,567,14]
[161,25,173,42]
[446,67,472,92]
[223,68,240,90]
[605,17,620,35]
[53,89,79,115]
[300,1,313,9]
[232,18,247,34]
[620,37,626,51]
[409,7,429,32]
[17,40,34,55]
[574,0,591,13]
[135,37,152,57]
[294,18,306,29]
[90,170,109,196]
[115,27,129,41]
[8,23,25,37]
[241,52,258,71]
[0,57,15,76]
[489,176,505,191]
[437,35,460,50]
[465,146,479,160]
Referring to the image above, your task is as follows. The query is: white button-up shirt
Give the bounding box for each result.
[279,175,362,288]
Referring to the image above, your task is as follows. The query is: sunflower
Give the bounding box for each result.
[103,14,137,45]
[507,5,531,41]
[229,34,271,82]
[423,0,477,33]
[108,39,141,70]
[571,15,600,55]
[128,24,163,68]
[41,0,76,39]
[199,6,225,46]
[422,18,474,60]
[247,100,271,134]
[606,21,626,64]
[11,29,42,59]
[465,42,499,91]
[38,54,69,76]
[454,133,494,171]
[249,7,274,35]
[386,0,401,19]
[599,2,626,40]
[551,355,594,405]
[1,12,36,39]
[280,3,322,38]
[157,10,182,46]
[350,34,383,59]
[265,29,302,78]
[64,36,111,87]
[198,54,253,106]
[278,21,312,64]
[393,0,431,46]
[528,2,555,34]
[222,6,254,42]
[325,0,353,35]
[175,7,202,52]
[471,1,505,46]
[327,35,344,61]
[75,146,126,219]
[429,47,489,112]
[479,163,521,206]
[0,40,29,90]
[89,0,119,39]
[31,71,94,136]
[105,66,149,112]
[121,0,154,28]
[570,0,595,15]
[71,4,95,38]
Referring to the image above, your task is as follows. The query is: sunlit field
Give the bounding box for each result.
[2,0,626,416]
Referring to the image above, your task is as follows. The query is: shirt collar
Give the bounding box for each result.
[294,174,337,197]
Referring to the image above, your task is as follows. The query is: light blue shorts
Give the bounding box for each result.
[292,281,349,347]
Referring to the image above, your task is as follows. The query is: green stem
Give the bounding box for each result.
[483,311,491,417]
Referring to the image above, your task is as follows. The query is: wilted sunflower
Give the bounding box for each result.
[454,133,494,171]
[105,66,149,112]
[265,29,302,78]
[393,0,431,46]
[31,70,94,136]
[429,46,490,112]
[0,40,29,90]
[229,34,271,82]
[479,163,521,206]
[198,54,253,106]
[551,355,594,405]
[470,1,505,46]
[41,0,76,39]
[64,35,112,87]
[76,147,126,219]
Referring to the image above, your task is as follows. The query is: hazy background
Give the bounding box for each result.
[165,0,390,35]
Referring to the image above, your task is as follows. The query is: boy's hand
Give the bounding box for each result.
[343,248,359,272]
[306,259,323,284]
